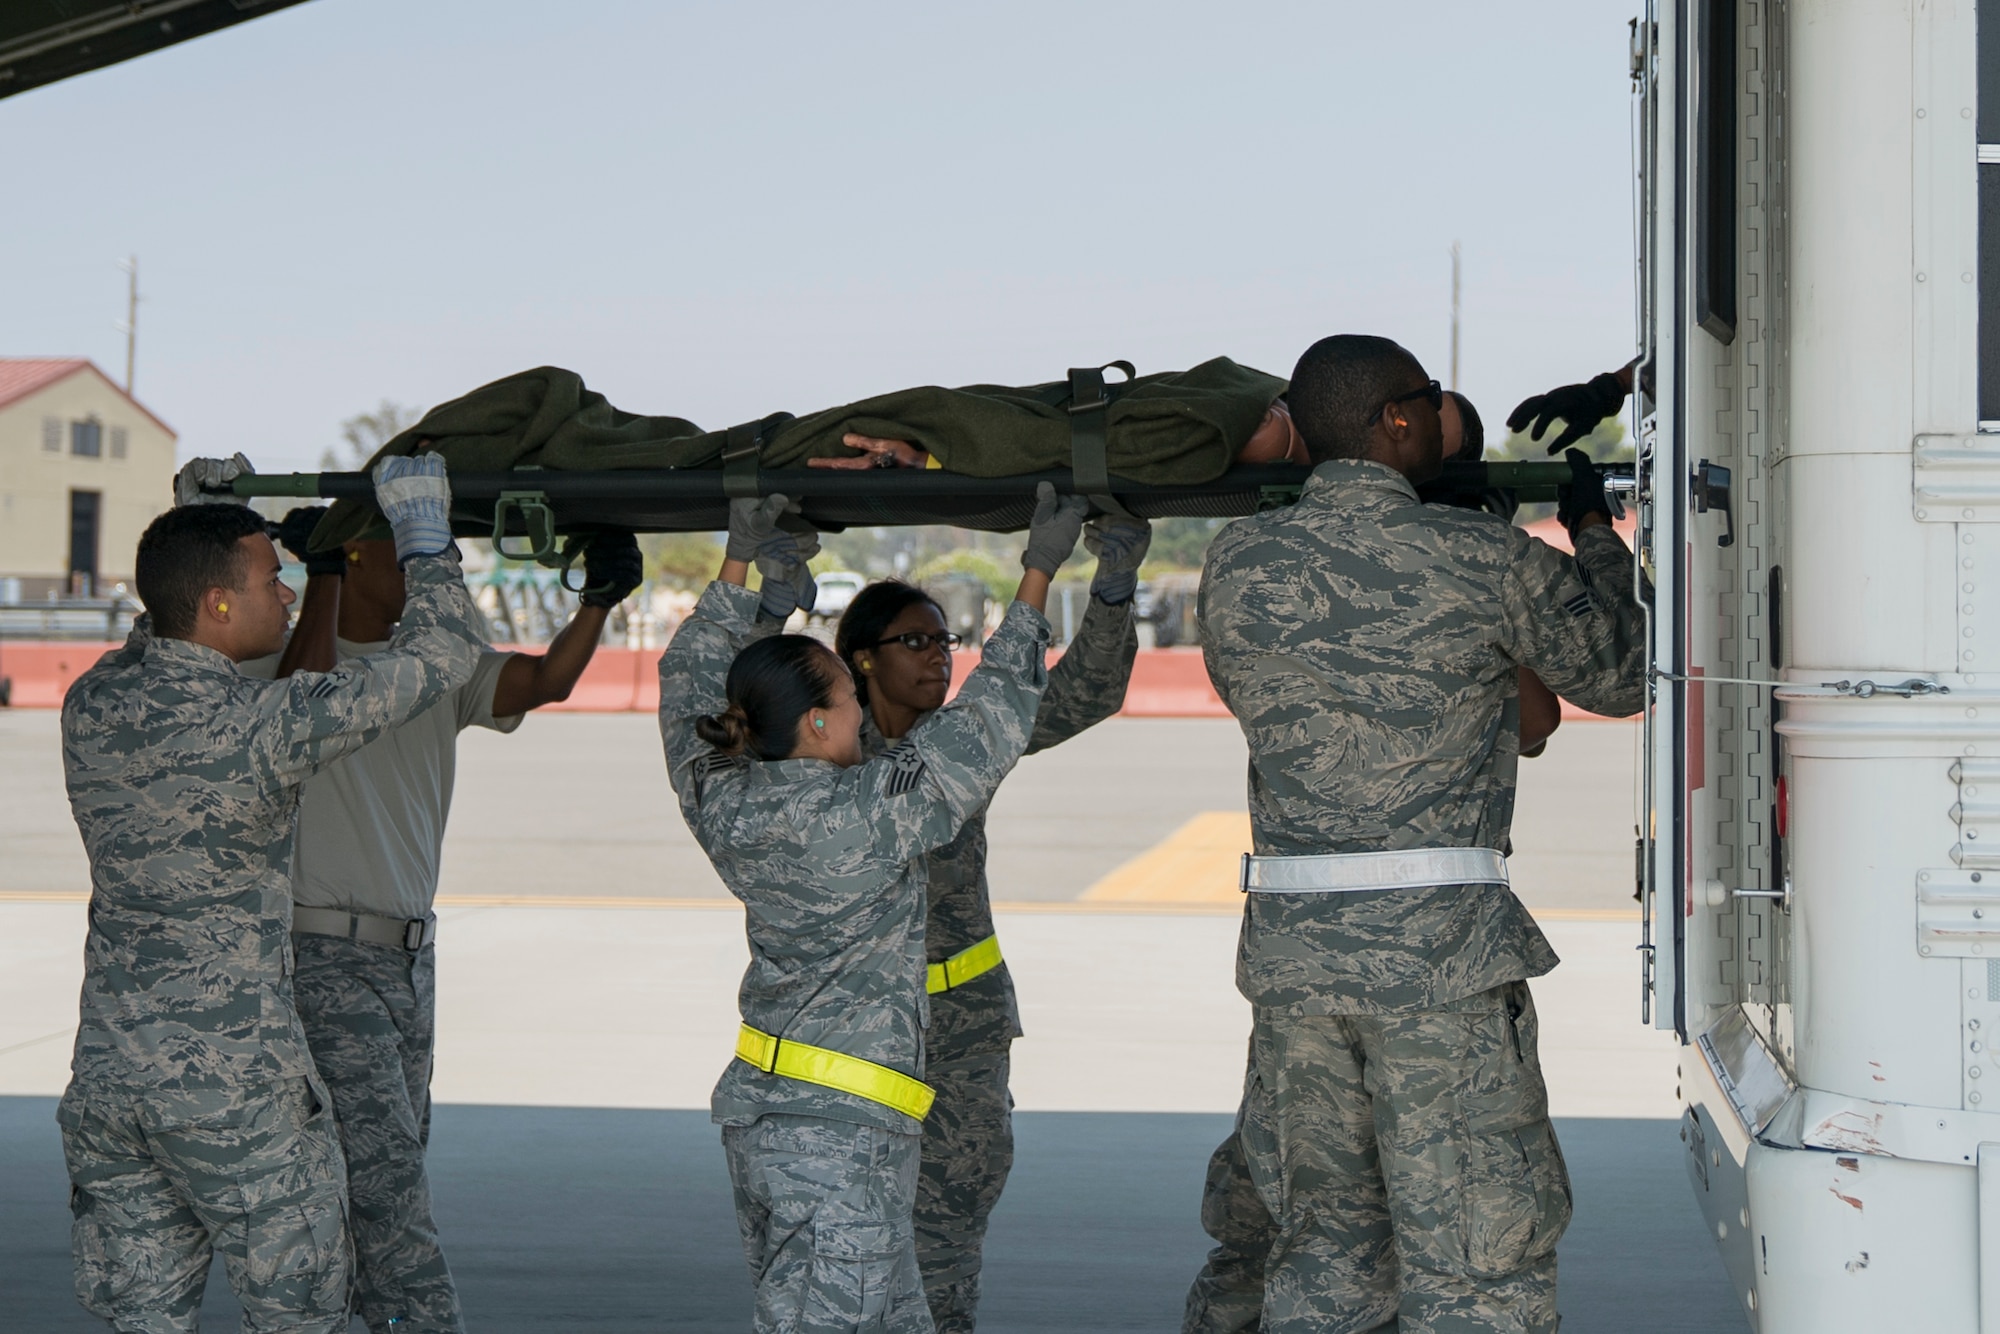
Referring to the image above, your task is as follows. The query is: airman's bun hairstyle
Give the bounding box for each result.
[694,704,753,753]
[695,635,846,760]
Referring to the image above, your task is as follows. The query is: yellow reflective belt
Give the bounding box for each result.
[735,1025,935,1121]
[926,933,1003,995]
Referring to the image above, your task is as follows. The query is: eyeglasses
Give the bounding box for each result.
[1366,379,1444,426]
[871,631,962,653]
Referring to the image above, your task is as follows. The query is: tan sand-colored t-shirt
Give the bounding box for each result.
[242,638,519,919]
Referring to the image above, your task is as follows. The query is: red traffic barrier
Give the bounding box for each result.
[1,642,1631,722]
[0,643,117,708]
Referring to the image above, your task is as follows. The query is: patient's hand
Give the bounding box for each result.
[806,433,932,470]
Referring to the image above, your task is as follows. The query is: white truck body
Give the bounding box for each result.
[1640,1,2000,1325]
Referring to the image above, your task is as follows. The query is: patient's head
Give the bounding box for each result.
[1236,398,1308,465]
[1434,391,1515,521]
[1442,391,1483,461]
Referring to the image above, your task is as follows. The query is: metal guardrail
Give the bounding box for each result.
[0,598,141,641]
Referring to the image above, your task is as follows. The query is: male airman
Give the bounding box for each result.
[1187,335,1646,1333]
[236,516,644,1334]
[58,455,484,1332]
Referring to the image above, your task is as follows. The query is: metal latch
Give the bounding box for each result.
[1826,678,1949,699]
[1692,460,1734,548]
[491,491,558,564]
[1704,876,1792,911]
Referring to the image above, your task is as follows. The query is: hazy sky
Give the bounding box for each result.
[2,0,1642,472]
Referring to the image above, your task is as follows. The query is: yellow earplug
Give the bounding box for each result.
[217,603,228,613]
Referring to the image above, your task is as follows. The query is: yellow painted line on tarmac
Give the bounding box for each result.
[437,894,738,910]
[1074,812,1643,924]
[1081,811,1252,904]
[433,895,1238,917]
[0,890,1229,915]
[995,900,1236,917]
[0,891,1634,923]
[1529,908,1642,923]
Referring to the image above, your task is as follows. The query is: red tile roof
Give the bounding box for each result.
[0,358,88,411]
[0,358,175,437]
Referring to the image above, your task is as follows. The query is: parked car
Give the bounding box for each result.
[809,570,867,620]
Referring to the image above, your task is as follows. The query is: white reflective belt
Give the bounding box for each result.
[1239,848,1509,895]
[292,905,437,951]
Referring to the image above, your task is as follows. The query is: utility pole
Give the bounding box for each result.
[114,256,138,393]
[1449,241,1462,392]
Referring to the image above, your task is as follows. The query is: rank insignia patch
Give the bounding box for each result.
[884,742,927,796]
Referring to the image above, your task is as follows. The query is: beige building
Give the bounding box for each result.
[0,359,177,599]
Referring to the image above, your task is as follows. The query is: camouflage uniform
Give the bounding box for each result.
[857,593,1135,1333]
[58,556,486,1333]
[659,581,1051,1334]
[1187,460,1646,1334]
[239,644,521,1334]
[287,937,452,1334]
[1181,1051,1273,1334]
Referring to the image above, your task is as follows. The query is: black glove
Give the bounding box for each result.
[1555,449,1617,541]
[1507,371,1628,455]
[578,530,644,608]
[271,506,346,577]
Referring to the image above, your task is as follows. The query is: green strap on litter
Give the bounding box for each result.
[718,413,802,499]
[1067,360,1136,517]
[721,422,763,499]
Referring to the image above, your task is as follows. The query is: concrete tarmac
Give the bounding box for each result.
[0,901,1675,1118]
[0,709,1643,912]
[0,707,1728,1329]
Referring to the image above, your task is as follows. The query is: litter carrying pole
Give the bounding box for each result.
[221,459,1618,505]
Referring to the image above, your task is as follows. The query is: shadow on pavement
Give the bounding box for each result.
[0,1099,1745,1332]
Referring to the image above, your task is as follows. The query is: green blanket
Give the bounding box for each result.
[314,358,1286,547]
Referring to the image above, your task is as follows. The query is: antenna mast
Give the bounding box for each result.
[1449,241,1462,392]
[114,256,138,393]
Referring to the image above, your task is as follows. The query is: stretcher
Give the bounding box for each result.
[294,359,1296,550]
[225,458,1632,565]
[222,360,1639,573]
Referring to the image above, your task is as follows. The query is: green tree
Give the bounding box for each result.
[323,400,424,470]
[911,548,1018,604]
[642,532,725,589]
[1141,517,1230,573]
